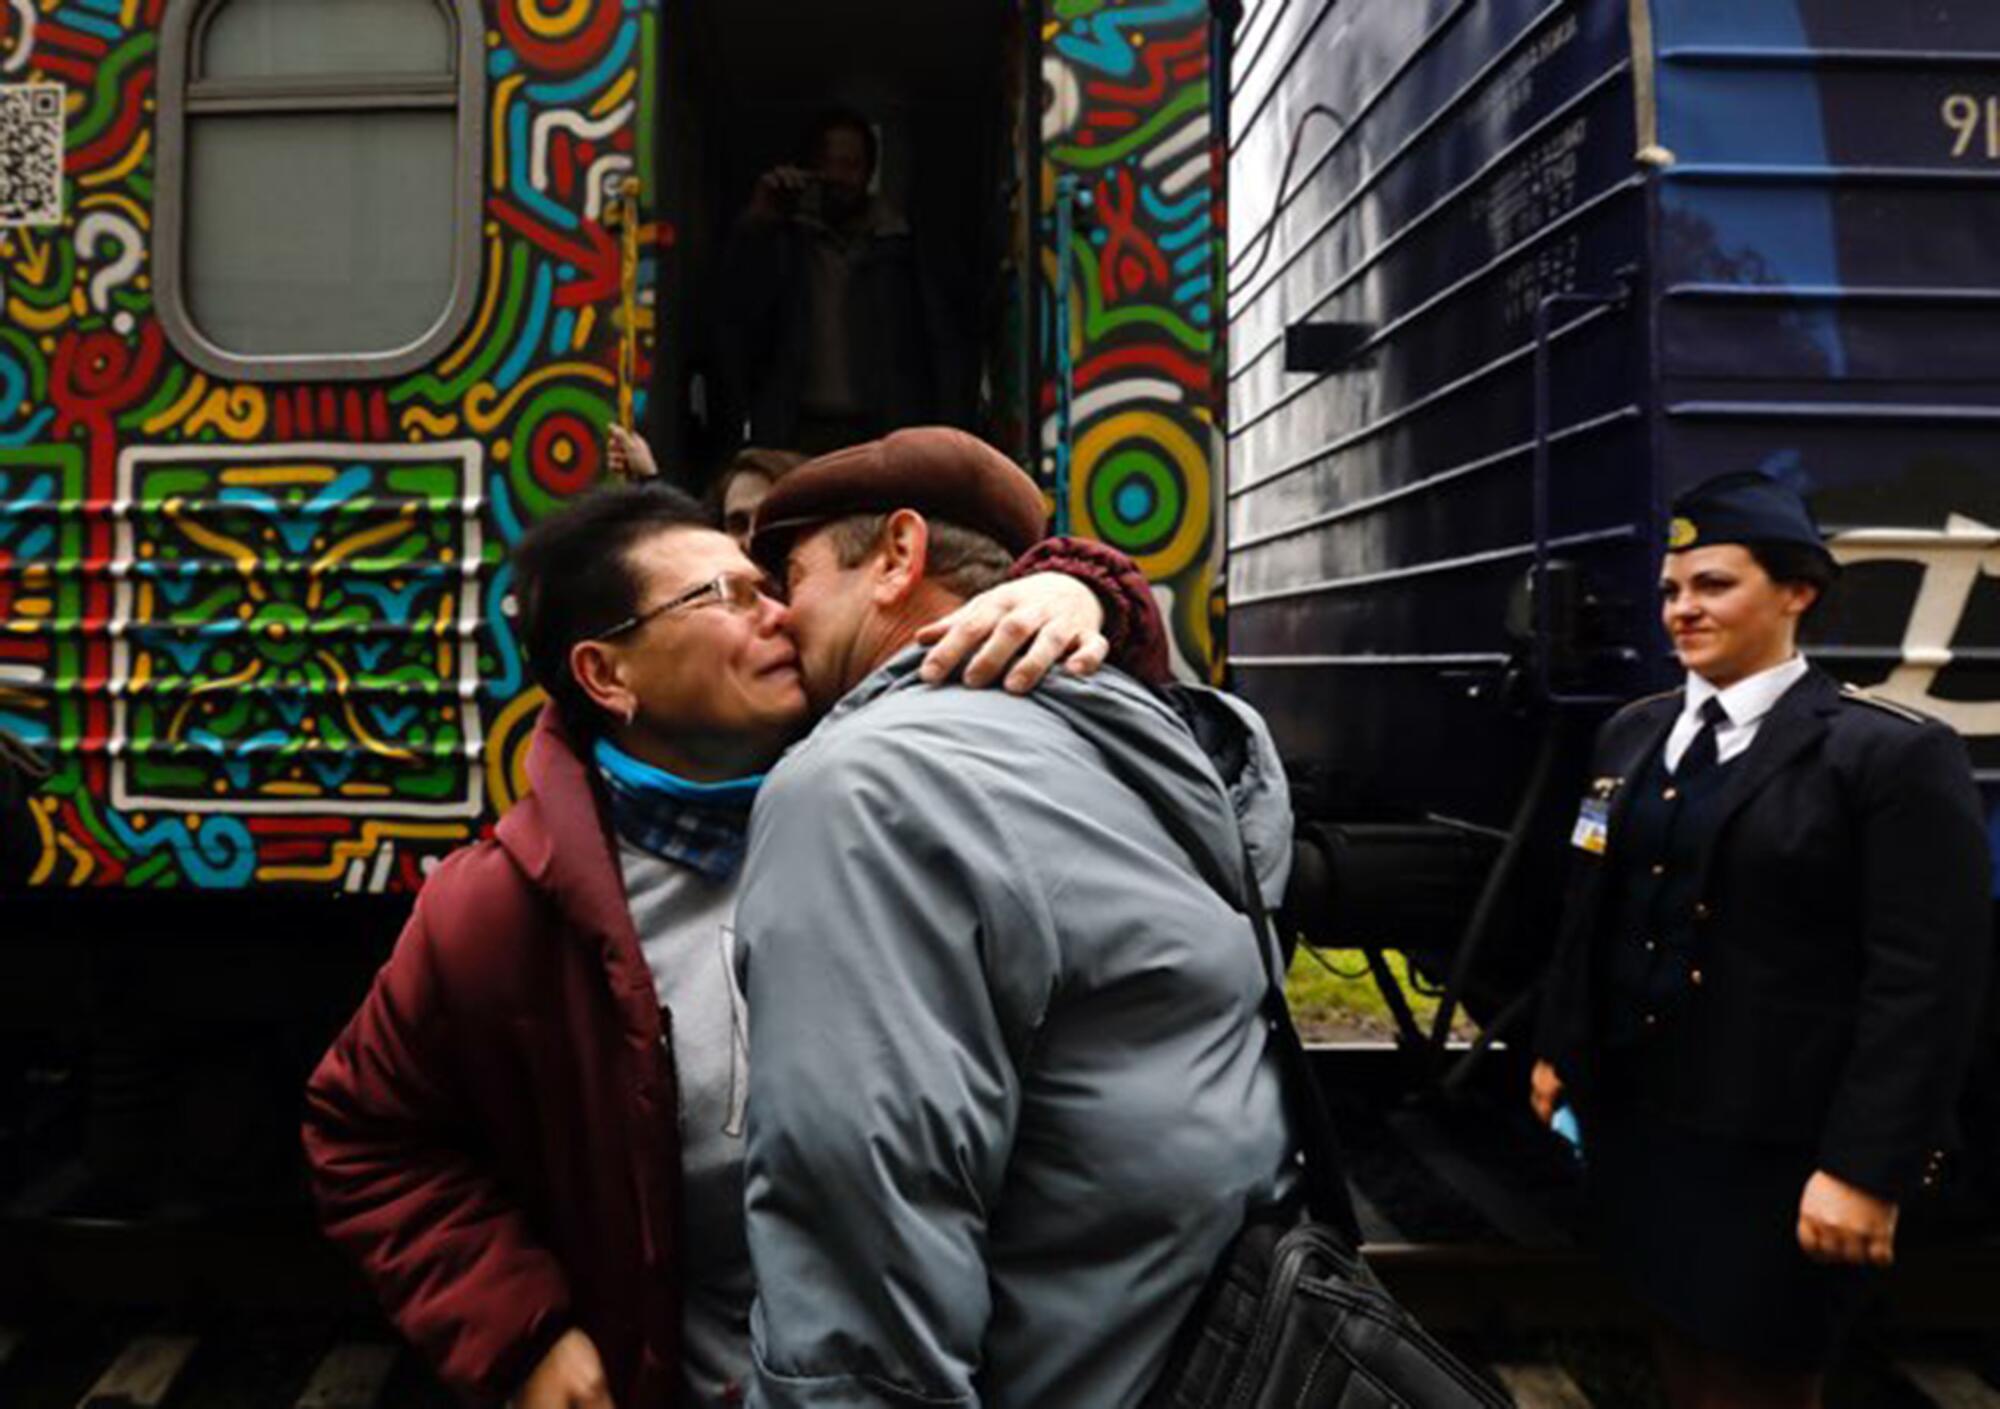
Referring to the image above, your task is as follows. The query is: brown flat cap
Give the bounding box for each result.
[749,427,1047,572]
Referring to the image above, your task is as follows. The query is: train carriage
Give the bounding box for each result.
[0,0,1233,1208]
[0,0,1231,905]
[1,0,1994,1227]
[1227,0,2000,1028]
[1,0,658,897]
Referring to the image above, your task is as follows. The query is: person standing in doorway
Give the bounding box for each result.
[717,109,962,455]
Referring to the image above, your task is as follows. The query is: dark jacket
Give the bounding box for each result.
[717,205,962,446]
[303,708,684,1408]
[1536,666,1992,1198]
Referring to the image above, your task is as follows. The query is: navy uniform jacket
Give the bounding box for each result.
[1536,666,1993,1198]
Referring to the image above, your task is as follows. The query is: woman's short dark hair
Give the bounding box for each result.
[513,481,709,734]
[1745,539,1841,626]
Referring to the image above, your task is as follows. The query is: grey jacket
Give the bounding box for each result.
[736,651,1296,1409]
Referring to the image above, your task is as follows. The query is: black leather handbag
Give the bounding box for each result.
[1145,836,1510,1409]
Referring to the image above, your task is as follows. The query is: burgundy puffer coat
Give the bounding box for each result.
[304,707,685,1407]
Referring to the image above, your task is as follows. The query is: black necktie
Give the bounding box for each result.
[1676,697,1729,780]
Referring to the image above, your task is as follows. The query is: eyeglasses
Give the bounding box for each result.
[592,571,779,641]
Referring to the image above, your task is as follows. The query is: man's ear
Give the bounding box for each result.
[871,509,930,605]
[569,639,635,726]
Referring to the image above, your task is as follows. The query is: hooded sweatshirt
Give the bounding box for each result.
[735,649,1297,1409]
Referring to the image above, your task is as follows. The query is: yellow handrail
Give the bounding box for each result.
[613,175,642,442]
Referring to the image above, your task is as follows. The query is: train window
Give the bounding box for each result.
[201,0,452,80]
[154,0,483,379]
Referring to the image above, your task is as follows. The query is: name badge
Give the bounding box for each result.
[1571,796,1610,855]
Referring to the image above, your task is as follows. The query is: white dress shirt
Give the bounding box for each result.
[1664,654,1811,773]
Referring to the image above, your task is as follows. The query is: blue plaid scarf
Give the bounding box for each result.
[593,738,764,883]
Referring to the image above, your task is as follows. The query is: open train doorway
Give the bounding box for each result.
[649,0,1030,486]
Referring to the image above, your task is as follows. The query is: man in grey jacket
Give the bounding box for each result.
[736,428,1297,1409]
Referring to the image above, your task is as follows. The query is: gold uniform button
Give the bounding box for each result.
[1694,902,1712,922]
[1650,863,1666,877]
[1689,969,1703,986]
[1663,786,1679,801]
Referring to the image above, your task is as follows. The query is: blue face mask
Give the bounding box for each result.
[592,738,766,881]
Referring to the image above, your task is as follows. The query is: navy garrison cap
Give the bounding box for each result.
[1666,470,1829,559]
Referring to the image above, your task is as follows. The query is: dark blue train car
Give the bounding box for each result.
[1224,0,1992,968]
[1225,0,2000,1007]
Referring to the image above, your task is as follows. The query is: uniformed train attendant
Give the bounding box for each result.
[1530,471,1991,1409]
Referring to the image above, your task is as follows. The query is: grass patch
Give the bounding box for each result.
[1284,946,1475,1043]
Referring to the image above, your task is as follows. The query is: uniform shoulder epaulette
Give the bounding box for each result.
[1837,683,1932,726]
[1611,687,1680,721]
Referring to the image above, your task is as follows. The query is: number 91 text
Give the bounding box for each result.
[1943,94,2000,159]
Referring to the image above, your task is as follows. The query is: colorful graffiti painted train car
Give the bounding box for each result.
[0,0,1232,903]
[1,0,660,899]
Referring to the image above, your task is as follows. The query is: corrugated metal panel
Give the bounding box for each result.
[1226,0,1649,823]
[1228,0,2000,828]
[1650,0,2000,782]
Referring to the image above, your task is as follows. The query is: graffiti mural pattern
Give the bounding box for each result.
[1040,0,1220,677]
[0,0,659,891]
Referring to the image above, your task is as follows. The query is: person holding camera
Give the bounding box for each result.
[716,108,961,455]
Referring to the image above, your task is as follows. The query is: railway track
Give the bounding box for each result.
[0,1298,1993,1409]
[3,1044,1994,1406]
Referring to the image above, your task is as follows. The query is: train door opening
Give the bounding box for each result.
[650,0,1029,485]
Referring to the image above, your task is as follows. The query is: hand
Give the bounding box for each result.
[1797,1170,1898,1267]
[914,572,1109,694]
[605,424,657,481]
[516,1328,614,1409]
[1529,1060,1564,1127]
[747,165,811,222]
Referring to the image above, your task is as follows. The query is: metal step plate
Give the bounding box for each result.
[294,1343,400,1409]
[77,1334,198,1409]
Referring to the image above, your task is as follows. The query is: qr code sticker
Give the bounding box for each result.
[0,84,65,228]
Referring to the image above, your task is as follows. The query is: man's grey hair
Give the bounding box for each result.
[823,512,1015,599]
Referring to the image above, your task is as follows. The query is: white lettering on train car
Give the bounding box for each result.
[1831,515,2000,735]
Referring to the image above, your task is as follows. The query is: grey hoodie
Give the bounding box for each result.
[736,650,1296,1409]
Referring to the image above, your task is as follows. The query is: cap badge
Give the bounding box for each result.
[1667,516,1698,549]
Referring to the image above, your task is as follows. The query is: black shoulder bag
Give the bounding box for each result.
[1142,712,1507,1407]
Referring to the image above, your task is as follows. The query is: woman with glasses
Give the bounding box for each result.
[1530,471,1990,1409]
[302,479,1165,1409]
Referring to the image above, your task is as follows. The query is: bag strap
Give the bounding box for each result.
[1232,839,1364,1250]
[1149,682,1362,1249]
